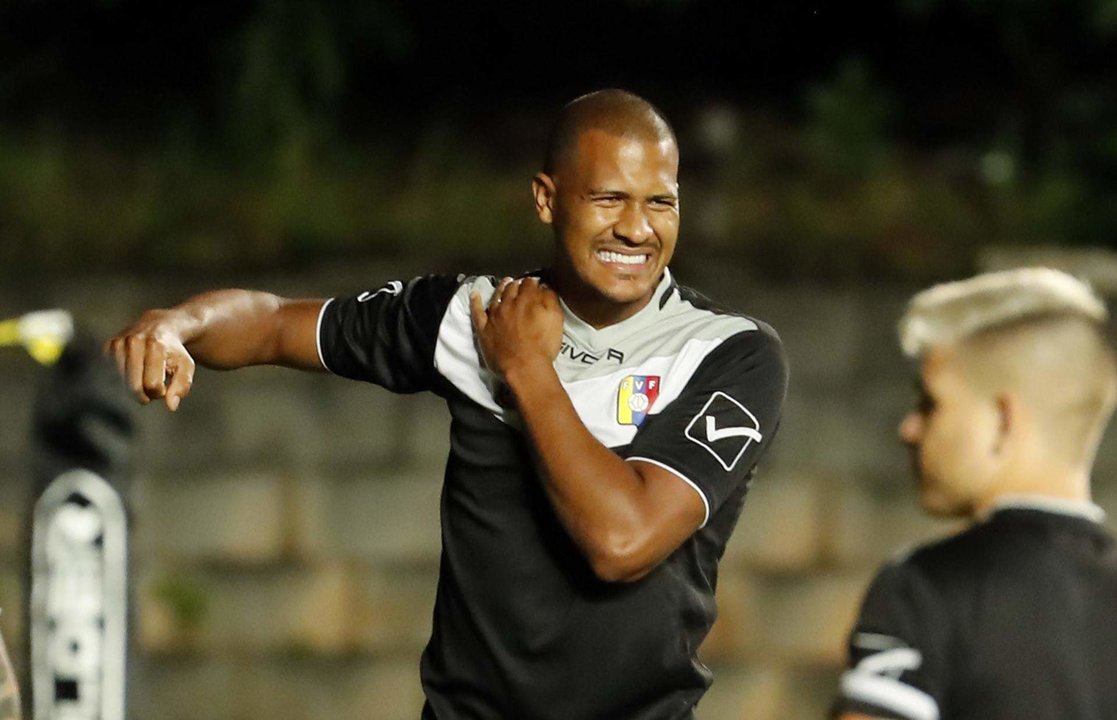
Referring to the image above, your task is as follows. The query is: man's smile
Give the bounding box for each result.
[595,249,652,270]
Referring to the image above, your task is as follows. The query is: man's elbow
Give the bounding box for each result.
[586,535,658,583]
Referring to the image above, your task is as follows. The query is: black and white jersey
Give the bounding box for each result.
[835,501,1117,720]
[317,269,788,720]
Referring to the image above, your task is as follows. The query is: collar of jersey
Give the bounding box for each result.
[984,494,1106,524]
[557,269,674,349]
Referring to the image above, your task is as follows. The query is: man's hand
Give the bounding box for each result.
[469,277,563,380]
[105,309,196,411]
[105,290,325,411]
[468,275,705,582]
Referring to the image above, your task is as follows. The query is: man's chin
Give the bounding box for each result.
[596,274,660,305]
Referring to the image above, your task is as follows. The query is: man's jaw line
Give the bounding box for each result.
[551,260,661,328]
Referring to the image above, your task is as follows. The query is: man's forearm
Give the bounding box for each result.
[505,360,699,582]
[174,290,297,369]
[470,278,703,581]
[128,290,323,370]
[108,289,326,409]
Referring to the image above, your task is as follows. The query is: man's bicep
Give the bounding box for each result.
[627,459,707,554]
[275,299,331,370]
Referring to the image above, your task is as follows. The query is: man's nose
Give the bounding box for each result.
[614,202,653,244]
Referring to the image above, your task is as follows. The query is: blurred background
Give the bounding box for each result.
[2,0,1117,718]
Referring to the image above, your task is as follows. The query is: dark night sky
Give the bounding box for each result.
[6,0,1099,144]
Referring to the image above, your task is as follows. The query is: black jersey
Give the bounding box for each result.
[317,270,788,720]
[835,501,1117,720]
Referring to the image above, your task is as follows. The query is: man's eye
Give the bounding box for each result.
[594,196,622,205]
[918,395,935,414]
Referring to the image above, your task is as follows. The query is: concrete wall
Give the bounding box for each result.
[3,264,1117,719]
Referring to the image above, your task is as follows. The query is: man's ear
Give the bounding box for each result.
[532,172,556,225]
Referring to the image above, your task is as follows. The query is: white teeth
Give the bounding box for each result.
[596,250,647,265]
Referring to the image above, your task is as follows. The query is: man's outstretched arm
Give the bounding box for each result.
[106,290,325,410]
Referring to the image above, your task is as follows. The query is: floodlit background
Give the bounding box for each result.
[2,1,1117,717]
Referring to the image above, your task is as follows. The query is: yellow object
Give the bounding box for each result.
[0,310,73,365]
[0,319,18,346]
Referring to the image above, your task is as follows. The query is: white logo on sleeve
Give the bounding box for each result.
[357,281,404,302]
[841,634,938,720]
[684,391,762,471]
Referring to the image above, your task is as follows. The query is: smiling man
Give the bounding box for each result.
[107,90,788,719]
[834,268,1117,720]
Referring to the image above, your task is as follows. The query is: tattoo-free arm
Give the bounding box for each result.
[509,363,706,582]
[106,290,325,410]
[471,278,705,583]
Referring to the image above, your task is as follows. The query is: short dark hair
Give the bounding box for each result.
[542,89,677,176]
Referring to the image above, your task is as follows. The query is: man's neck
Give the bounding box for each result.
[562,295,649,329]
[972,466,1093,518]
[550,269,664,330]
[977,493,1106,523]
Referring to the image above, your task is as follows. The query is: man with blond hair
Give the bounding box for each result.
[834,267,1117,720]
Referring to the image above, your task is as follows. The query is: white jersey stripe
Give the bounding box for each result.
[434,278,506,418]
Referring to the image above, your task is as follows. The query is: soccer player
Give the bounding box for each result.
[107,90,788,719]
[834,267,1117,720]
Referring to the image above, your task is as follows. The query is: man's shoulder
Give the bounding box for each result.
[664,280,781,346]
[885,516,1043,590]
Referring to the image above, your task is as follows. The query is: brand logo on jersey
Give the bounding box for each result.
[684,391,762,471]
[357,280,404,302]
[617,375,660,426]
[559,342,626,365]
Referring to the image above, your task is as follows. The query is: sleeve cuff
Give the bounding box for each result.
[626,456,711,528]
[315,298,335,373]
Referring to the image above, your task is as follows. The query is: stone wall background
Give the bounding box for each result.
[3,263,1117,720]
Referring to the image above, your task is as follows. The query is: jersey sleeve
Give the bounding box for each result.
[624,323,788,524]
[833,560,950,720]
[317,274,463,393]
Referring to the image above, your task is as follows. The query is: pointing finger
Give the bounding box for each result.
[124,336,150,404]
[142,338,168,399]
[164,355,195,412]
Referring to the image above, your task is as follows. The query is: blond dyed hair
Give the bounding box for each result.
[900,267,1117,466]
[899,267,1108,359]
